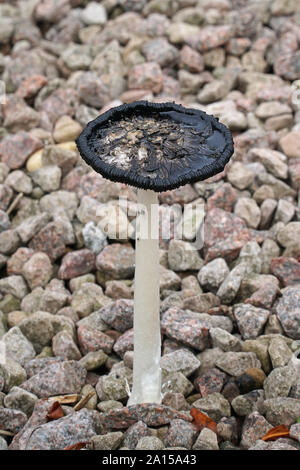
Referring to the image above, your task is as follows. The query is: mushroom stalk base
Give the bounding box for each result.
[128,188,161,405]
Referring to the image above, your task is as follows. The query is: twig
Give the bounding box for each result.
[48,394,79,404]
[6,192,23,216]
[74,391,95,411]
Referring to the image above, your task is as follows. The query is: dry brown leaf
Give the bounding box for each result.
[262,425,290,442]
[190,407,217,433]
[46,401,64,421]
[64,442,87,450]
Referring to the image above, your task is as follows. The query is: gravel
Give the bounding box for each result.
[0,0,299,452]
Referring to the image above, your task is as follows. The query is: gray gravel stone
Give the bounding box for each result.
[26,409,101,450]
[193,392,231,421]
[20,360,87,398]
[215,352,261,377]
[160,349,200,377]
[3,386,38,417]
[233,304,271,340]
[2,326,35,366]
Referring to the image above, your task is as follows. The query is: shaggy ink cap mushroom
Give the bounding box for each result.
[76,100,234,191]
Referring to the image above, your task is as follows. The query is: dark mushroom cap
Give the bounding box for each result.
[76,100,234,192]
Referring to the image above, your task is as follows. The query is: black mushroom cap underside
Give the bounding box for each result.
[76,100,234,192]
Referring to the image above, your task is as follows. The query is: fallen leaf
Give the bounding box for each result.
[46,401,64,421]
[262,425,290,442]
[64,442,87,450]
[190,408,217,433]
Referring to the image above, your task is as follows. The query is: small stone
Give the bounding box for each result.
[240,412,272,449]
[29,222,66,262]
[217,264,247,304]
[231,390,265,417]
[233,304,271,340]
[198,258,229,292]
[5,170,32,194]
[0,275,28,300]
[25,408,101,450]
[250,148,288,180]
[82,2,107,26]
[193,392,231,422]
[275,287,300,339]
[122,421,151,450]
[4,386,38,417]
[100,404,192,431]
[89,432,123,450]
[161,307,232,351]
[268,337,293,368]
[16,213,50,245]
[141,38,178,67]
[255,101,291,119]
[96,244,135,280]
[52,331,81,361]
[22,252,52,289]
[99,300,134,333]
[77,326,114,355]
[215,352,261,377]
[0,229,20,255]
[53,116,82,144]
[264,365,296,399]
[263,397,300,426]
[198,80,229,104]
[160,349,200,378]
[136,436,164,450]
[42,145,78,176]
[234,198,261,229]
[0,131,42,170]
[207,183,237,212]
[279,131,300,159]
[290,423,300,443]
[192,428,219,450]
[163,419,197,449]
[194,368,227,397]
[209,328,242,352]
[31,166,62,192]
[0,408,27,434]
[270,257,300,287]
[82,221,108,255]
[2,326,35,366]
[179,45,204,73]
[168,240,202,271]
[58,249,95,280]
[20,360,86,398]
[128,62,163,94]
[79,350,108,371]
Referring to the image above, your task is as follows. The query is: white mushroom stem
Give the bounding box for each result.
[128,188,161,405]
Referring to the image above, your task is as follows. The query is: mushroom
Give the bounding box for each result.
[76,100,234,405]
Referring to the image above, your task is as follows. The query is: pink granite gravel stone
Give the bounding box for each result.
[0,408,27,434]
[20,360,87,398]
[207,183,237,212]
[29,222,67,262]
[99,299,134,333]
[194,368,227,397]
[77,325,114,355]
[128,62,163,94]
[179,45,204,73]
[100,404,192,431]
[58,249,95,280]
[0,131,42,169]
[270,257,300,287]
[161,307,211,351]
[96,244,135,280]
[113,328,134,358]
